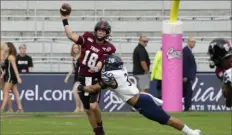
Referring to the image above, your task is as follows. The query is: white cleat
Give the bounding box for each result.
[189,129,201,135]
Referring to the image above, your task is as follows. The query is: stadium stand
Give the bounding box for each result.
[1,1,231,72]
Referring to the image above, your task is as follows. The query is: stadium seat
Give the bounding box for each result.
[1,1,231,17]
[1,1,230,10]
[2,20,231,32]
[1,1,231,72]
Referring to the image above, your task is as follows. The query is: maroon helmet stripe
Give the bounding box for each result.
[101,21,104,29]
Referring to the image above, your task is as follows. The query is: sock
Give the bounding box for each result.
[181,124,194,134]
[97,121,103,127]
[93,127,101,135]
[97,121,105,134]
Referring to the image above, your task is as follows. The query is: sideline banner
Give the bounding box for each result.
[0,73,231,112]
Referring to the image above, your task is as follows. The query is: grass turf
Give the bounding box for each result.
[0,112,231,135]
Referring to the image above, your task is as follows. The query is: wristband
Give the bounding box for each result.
[62,19,69,26]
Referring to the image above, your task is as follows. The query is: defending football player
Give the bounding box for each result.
[208,38,232,107]
[77,55,201,135]
[60,10,116,135]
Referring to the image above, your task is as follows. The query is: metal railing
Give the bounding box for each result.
[32,56,209,63]
[31,56,211,72]
[2,35,212,72]
[1,37,229,72]
[2,15,231,21]
[2,15,231,39]
[2,36,231,42]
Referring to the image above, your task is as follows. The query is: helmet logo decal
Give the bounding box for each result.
[224,44,230,51]
[101,21,105,29]
[108,58,115,63]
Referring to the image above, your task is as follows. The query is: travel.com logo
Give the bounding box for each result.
[0,84,73,101]
[167,48,182,59]
[103,90,125,112]
[102,75,137,112]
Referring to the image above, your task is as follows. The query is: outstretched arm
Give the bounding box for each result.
[60,14,85,45]
[77,71,117,93]
[77,82,103,93]
[85,83,102,93]
[77,80,113,93]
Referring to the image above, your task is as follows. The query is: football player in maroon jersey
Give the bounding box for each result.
[61,13,116,135]
[208,38,232,107]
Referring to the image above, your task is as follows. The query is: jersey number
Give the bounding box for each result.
[125,73,132,86]
[82,50,99,68]
[223,70,232,83]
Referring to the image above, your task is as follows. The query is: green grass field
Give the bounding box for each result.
[1,112,231,135]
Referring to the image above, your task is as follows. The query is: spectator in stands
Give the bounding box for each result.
[16,44,33,73]
[150,48,162,99]
[183,37,197,112]
[133,35,150,93]
[64,44,84,112]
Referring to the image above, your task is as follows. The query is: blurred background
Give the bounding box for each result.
[1,1,231,72]
[1,2,232,135]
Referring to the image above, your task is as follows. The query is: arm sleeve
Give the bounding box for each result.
[75,32,88,46]
[109,45,116,54]
[99,55,106,63]
[104,44,116,55]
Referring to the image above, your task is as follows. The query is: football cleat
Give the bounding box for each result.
[189,129,201,135]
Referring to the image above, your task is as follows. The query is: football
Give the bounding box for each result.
[60,3,72,16]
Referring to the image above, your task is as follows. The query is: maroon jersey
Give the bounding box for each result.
[215,56,232,80]
[215,67,225,80]
[75,32,116,77]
